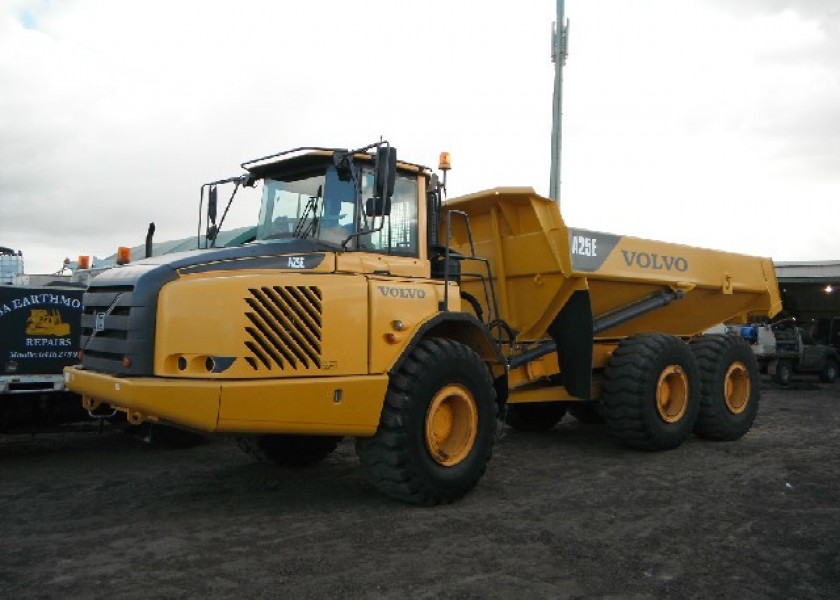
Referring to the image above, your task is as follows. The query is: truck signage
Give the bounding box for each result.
[568,229,620,272]
[0,287,83,375]
[178,252,327,275]
[620,251,689,272]
[569,229,690,273]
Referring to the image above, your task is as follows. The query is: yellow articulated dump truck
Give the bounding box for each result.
[65,142,781,504]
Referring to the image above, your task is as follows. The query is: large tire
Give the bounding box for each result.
[773,358,792,386]
[819,359,838,383]
[689,334,759,441]
[504,402,566,431]
[356,337,497,505]
[601,334,700,450]
[237,434,340,466]
[568,402,605,424]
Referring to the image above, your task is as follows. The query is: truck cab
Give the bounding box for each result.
[254,153,419,256]
[68,144,480,383]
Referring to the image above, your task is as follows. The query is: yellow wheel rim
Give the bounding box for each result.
[656,365,689,423]
[724,361,751,414]
[425,384,478,467]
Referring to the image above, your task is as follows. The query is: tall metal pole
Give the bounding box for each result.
[549,0,568,203]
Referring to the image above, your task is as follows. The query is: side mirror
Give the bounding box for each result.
[365,197,392,217]
[238,173,258,188]
[208,185,218,224]
[333,150,354,182]
[374,146,397,200]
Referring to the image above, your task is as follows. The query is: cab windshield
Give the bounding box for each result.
[255,164,419,255]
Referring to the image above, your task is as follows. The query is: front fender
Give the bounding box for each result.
[388,312,505,376]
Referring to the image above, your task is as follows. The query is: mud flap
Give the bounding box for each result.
[548,290,593,400]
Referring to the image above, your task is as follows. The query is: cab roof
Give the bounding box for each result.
[241,146,430,180]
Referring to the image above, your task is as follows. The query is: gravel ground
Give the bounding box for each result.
[1,375,838,599]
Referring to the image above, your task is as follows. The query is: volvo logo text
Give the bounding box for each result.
[377,286,427,299]
[621,251,688,272]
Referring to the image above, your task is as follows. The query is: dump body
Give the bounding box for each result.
[443,187,781,343]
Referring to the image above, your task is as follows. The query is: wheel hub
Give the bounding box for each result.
[425,384,478,467]
[656,365,689,423]
[724,361,751,414]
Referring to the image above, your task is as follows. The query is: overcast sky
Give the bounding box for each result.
[1,0,838,273]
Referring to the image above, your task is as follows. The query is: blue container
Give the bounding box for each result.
[739,326,758,344]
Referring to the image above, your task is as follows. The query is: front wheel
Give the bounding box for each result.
[356,337,497,505]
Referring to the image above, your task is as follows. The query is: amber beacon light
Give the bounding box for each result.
[116,246,131,265]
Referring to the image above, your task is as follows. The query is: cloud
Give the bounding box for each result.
[0,0,837,273]
[0,0,559,270]
[700,0,840,174]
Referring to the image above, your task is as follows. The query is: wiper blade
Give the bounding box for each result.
[292,187,322,239]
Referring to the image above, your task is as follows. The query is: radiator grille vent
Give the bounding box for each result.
[244,286,322,371]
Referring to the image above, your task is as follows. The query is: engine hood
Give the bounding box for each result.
[79,239,337,376]
[89,239,336,290]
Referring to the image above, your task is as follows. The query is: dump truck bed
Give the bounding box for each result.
[442,188,781,343]
[568,226,780,337]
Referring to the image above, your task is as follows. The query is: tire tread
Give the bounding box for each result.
[356,337,496,505]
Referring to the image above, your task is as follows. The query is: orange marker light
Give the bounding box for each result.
[78,255,91,270]
[438,152,451,171]
[116,246,131,265]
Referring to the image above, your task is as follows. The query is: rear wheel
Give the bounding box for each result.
[356,337,497,505]
[504,402,566,431]
[601,334,700,450]
[819,359,837,383]
[773,359,792,386]
[689,334,759,441]
[237,434,340,466]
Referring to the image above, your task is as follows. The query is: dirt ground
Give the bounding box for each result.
[1,375,838,600]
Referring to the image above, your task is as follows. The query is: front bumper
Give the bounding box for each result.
[64,366,387,436]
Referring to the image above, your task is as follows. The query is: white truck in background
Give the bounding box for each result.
[728,321,838,385]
